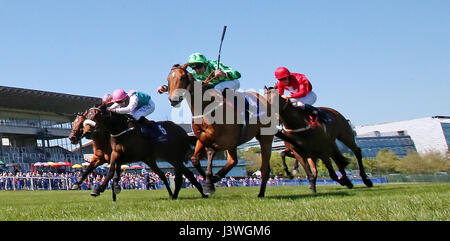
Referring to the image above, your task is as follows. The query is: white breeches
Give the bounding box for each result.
[214,79,240,92]
[132,100,155,119]
[291,91,317,107]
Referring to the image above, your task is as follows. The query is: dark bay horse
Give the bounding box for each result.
[82,104,207,200]
[68,112,174,198]
[264,86,373,193]
[68,111,111,190]
[165,64,302,197]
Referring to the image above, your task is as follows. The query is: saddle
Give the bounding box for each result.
[134,117,168,143]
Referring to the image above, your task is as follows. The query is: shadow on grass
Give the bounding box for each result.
[267,191,353,200]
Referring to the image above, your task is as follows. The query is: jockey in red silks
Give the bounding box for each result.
[275,67,331,123]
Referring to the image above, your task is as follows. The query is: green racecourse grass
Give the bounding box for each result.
[0,183,448,221]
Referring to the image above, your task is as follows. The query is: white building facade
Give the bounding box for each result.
[355,116,450,155]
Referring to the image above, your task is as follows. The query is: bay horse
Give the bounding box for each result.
[165,64,303,197]
[82,104,208,200]
[264,86,373,193]
[68,112,175,199]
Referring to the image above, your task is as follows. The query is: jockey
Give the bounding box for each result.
[187,52,241,92]
[108,88,155,119]
[275,67,331,123]
[157,52,241,94]
[102,93,113,105]
[108,88,167,142]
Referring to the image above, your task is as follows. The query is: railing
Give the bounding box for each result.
[0,176,392,191]
[0,176,73,191]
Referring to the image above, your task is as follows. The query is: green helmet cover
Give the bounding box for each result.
[188,53,208,65]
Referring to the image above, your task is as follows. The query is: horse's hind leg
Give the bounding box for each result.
[146,160,173,198]
[179,163,208,198]
[337,135,373,187]
[172,167,183,200]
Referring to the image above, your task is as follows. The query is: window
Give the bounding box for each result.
[2,137,10,146]
[441,123,450,148]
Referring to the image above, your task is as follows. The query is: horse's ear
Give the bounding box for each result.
[181,63,190,70]
[264,85,267,90]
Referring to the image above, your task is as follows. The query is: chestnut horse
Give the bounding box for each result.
[68,112,175,198]
[264,86,373,193]
[82,104,208,200]
[165,64,302,197]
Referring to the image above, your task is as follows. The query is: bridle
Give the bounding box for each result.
[83,106,135,138]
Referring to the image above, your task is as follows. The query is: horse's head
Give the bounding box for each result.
[264,85,293,113]
[82,104,108,137]
[68,111,87,144]
[167,63,194,107]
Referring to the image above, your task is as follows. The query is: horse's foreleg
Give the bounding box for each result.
[308,158,318,191]
[214,148,238,182]
[292,151,316,194]
[91,151,119,197]
[256,135,274,198]
[72,155,104,190]
[351,146,373,187]
[191,140,207,178]
[112,162,122,194]
[321,156,347,187]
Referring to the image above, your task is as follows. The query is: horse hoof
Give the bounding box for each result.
[363,179,373,187]
[90,191,100,197]
[210,175,221,183]
[113,185,121,194]
[202,183,215,195]
[257,193,265,198]
[71,184,79,190]
[202,194,209,198]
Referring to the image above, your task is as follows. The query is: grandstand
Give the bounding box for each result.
[0,85,101,172]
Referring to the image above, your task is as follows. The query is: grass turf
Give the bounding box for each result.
[0,183,448,221]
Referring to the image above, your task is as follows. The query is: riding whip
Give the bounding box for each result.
[217,25,227,69]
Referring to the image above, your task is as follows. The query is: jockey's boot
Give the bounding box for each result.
[138,117,168,142]
[302,104,332,123]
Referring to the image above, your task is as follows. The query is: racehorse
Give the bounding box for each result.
[165,64,303,197]
[264,86,373,193]
[68,111,111,190]
[82,104,208,200]
[68,112,175,199]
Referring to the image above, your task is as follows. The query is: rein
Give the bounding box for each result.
[282,123,312,133]
[110,127,136,138]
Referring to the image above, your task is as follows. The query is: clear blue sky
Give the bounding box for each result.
[1,0,449,126]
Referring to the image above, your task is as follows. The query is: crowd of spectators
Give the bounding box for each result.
[0,169,286,191]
